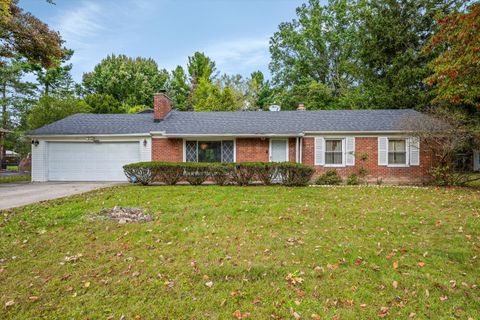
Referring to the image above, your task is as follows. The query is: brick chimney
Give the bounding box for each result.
[297,103,306,111]
[153,91,172,122]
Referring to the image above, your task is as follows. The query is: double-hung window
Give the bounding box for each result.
[325,139,343,165]
[185,140,234,163]
[388,139,407,165]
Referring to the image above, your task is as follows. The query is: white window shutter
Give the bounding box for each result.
[345,137,355,166]
[409,137,420,166]
[315,137,324,165]
[378,137,388,166]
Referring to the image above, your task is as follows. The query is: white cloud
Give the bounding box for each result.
[56,2,103,47]
[203,37,271,75]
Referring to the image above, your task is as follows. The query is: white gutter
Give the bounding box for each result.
[28,133,151,138]
[153,133,305,138]
[303,130,411,134]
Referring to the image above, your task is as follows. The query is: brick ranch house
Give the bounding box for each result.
[28,92,437,183]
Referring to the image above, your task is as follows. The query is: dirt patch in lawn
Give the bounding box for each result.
[98,206,152,224]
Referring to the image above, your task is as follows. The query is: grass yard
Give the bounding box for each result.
[0,175,30,184]
[0,186,479,319]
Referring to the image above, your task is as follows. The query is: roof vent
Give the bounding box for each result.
[268,105,281,112]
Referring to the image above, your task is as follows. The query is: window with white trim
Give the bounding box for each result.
[325,139,343,165]
[185,140,234,163]
[388,139,407,165]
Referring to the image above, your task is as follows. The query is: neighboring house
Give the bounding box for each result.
[28,93,437,183]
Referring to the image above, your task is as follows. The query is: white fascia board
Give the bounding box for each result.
[153,133,304,138]
[303,131,411,136]
[28,133,150,139]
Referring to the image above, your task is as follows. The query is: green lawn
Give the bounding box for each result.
[0,175,30,184]
[1,186,479,319]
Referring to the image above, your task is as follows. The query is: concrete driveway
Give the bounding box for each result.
[0,182,122,210]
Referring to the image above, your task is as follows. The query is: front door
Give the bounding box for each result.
[270,139,288,162]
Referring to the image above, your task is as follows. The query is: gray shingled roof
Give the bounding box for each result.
[28,109,428,136]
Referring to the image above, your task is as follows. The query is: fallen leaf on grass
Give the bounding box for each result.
[378,307,389,318]
[252,297,260,305]
[393,261,399,269]
[232,310,250,319]
[28,296,39,302]
[360,303,367,308]
[132,271,140,277]
[205,281,213,288]
[5,300,15,308]
[417,262,425,267]
[311,314,321,320]
[84,282,90,288]
[392,280,398,289]
[440,295,448,301]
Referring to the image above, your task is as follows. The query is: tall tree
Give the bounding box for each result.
[28,96,91,130]
[424,2,480,111]
[0,57,35,163]
[354,0,463,110]
[82,54,169,107]
[269,0,358,100]
[0,0,64,68]
[187,52,217,83]
[185,52,217,110]
[248,71,273,109]
[191,78,237,112]
[32,48,75,97]
[168,66,190,111]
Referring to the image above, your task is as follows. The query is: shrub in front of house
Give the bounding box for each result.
[183,163,212,185]
[210,163,235,185]
[232,162,258,186]
[347,173,360,185]
[123,162,314,186]
[277,162,315,186]
[315,170,342,185]
[123,162,159,185]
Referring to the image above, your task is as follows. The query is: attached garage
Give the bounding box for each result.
[31,138,152,182]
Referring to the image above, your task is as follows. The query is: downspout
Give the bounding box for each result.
[299,137,303,164]
[295,137,299,163]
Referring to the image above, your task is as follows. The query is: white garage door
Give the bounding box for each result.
[48,142,140,181]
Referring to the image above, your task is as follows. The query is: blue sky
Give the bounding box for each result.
[20,0,305,82]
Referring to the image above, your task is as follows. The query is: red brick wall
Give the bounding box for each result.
[289,138,297,162]
[235,138,269,162]
[302,137,434,184]
[151,137,434,183]
[152,138,183,161]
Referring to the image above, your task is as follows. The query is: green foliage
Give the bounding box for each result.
[269,0,464,110]
[187,52,217,83]
[84,93,123,114]
[424,3,480,110]
[123,162,314,186]
[27,96,91,129]
[315,170,342,185]
[0,0,64,68]
[191,78,237,111]
[347,173,360,185]
[0,175,30,184]
[275,80,336,110]
[168,66,190,111]
[32,48,75,96]
[126,105,151,114]
[82,54,169,107]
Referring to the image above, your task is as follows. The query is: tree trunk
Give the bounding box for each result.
[0,81,7,169]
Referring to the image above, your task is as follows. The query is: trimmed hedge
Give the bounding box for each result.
[315,170,342,185]
[123,161,315,186]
